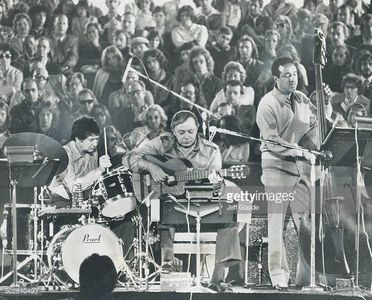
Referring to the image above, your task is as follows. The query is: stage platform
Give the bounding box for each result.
[0,285,371,300]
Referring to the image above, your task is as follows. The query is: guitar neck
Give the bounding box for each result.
[175,169,228,182]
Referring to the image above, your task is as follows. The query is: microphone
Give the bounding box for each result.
[353,116,372,124]
[122,56,134,84]
[209,126,233,134]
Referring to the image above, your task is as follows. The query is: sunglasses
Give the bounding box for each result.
[0,53,11,59]
[80,99,94,104]
[35,74,48,81]
[276,23,287,28]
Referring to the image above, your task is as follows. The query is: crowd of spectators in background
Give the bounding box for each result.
[0,0,371,165]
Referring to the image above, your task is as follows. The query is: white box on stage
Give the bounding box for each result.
[160,272,192,291]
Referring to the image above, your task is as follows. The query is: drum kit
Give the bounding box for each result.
[0,133,161,290]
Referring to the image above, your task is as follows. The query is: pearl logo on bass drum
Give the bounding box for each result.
[82,234,102,243]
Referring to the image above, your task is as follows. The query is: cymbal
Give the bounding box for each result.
[3,132,68,175]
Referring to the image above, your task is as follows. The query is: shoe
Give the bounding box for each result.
[219,282,233,292]
[208,282,233,293]
[273,284,288,291]
[208,282,222,293]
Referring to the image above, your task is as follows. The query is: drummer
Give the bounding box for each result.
[49,116,112,208]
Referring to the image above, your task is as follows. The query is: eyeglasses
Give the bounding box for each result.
[276,23,287,28]
[130,90,144,95]
[0,53,11,59]
[34,75,48,81]
[147,115,160,120]
[80,99,94,104]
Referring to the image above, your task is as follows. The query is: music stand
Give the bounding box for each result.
[1,133,68,286]
[322,126,372,287]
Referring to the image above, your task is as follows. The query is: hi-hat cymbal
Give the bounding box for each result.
[3,132,68,175]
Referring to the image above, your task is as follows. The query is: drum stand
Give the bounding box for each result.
[123,210,161,290]
[0,186,48,286]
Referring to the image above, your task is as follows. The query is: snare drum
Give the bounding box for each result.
[2,204,35,251]
[93,168,137,219]
[47,223,125,285]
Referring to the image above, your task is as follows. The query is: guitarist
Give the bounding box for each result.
[124,110,241,292]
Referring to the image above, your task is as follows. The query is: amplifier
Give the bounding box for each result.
[161,199,236,227]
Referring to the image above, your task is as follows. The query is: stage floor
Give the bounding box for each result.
[0,285,371,300]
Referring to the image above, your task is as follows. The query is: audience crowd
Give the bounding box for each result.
[0,0,371,164]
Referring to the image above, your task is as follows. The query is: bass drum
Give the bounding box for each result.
[47,224,125,285]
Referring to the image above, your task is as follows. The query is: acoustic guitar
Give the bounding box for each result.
[132,155,250,198]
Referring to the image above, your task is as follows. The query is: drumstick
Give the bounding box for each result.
[103,127,109,173]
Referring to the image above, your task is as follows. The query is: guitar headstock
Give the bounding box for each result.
[224,165,250,179]
[313,27,327,67]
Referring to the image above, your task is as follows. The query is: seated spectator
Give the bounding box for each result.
[173,41,195,91]
[171,5,208,48]
[356,52,372,100]
[32,67,62,106]
[293,8,313,45]
[73,88,99,120]
[147,29,167,56]
[210,62,254,112]
[84,0,104,20]
[180,46,223,108]
[91,103,113,129]
[79,254,117,300]
[238,0,265,42]
[28,4,50,38]
[216,115,250,164]
[136,0,155,31]
[142,48,175,112]
[220,80,256,135]
[48,14,79,75]
[71,1,91,46]
[131,37,150,60]
[0,26,13,43]
[0,42,23,101]
[92,46,124,107]
[168,81,204,131]
[112,29,130,60]
[116,80,148,135]
[34,37,60,76]
[216,102,234,117]
[12,78,42,123]
[273,15,295,48]
[37,100,61,141]
[98,0,123,28]
[324,45,352,93]
[122,11,136,41]
[328,21,356,61]
[108,69,154,123]
[0,99,9,134]
[214,0,242,33]
[208,26,237,78]
[196,0,220,22]
[330,73,371,124]
[262,0,297,21]
[102,15,123,45]
[336,5,360,47]
[133,104,168,141]
[78,21,105,73]
[14,35,36,74]
[8,13,31,54]
[152,6,166,36]
[312,13,329,37]
[259,28,280,64]
[236,35,263,87]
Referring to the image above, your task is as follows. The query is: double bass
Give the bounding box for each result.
[298,29,372,288]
